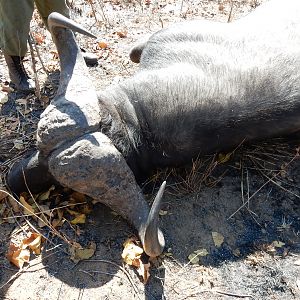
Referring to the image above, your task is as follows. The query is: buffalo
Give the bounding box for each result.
[7,0,300,257]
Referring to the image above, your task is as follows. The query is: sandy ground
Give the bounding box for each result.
[1,0,300,299]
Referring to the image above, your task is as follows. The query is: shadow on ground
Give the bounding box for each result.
[1,155,300,299]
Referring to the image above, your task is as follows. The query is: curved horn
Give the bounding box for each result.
[38,13,100,155]
[142,181,166,257]
[48,12,97,39]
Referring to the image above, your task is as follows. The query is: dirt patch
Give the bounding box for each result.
[1,0,300,299]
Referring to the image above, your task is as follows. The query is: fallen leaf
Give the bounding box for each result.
[1,85,13,93]
[13,139,24,150]
[80,204,92,215]
[122,238,143,267]
[122,238,150,283]
[52,209,64,228]
[137,262,150,283]
[194,248,209,256]
[70,213,86,225]
[272,240,285,248]
[15,98,27,105]
[188,248,209,264]
[0,94,8,104]
[7,242,30,269]
[38,204,51,217]
[188,252,200,264]
[159,209,168,216]
[19,196,35,215]
[116,31,127,38]
[98,41,108,49]
[32,32,45,44]
[23,232,42,255]
[212,231,224,247]
[217,152,232,163]
[50,50,59,59]
[70,191,86,203]
[69,241,96,263]
[233,248,241,257]
[0,189,8,201]
[37,185,55,201]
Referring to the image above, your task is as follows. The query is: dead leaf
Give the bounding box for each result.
[7,243,30,269]
[38,204,51,217]
[66,208,80,216]
[137,262,150,283]
[188,252,200,264]
[0,189,8,201]
[13,139,24,150]
[52,209,64,228]
[80,204,92,215]
[122,238,150,283]
[38,185,55,201]
[98,41,108,49]
[217,152,232,163]
[19,196,35,215]
[32,32,45,44]
[15,98,27,105]
[188,248,209,264]
[23,232,42,255]
[233,248,241,257]
[50,50,59,59]
[122,238,143,267]
[272,240,285,248]
[0,94,8,104]
[116,31,127,38]
[69,241,96,263]
[70,191,86,203]
[159,209,168,216]
[70,213,86,225]
[1,85,13,93]
[212,231,224,247]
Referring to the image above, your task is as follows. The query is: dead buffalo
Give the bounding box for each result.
[7,0,300,257]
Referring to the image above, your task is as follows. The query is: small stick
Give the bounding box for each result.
[227,0,235,23]
[27,34,41,99]
[29,32,49,77]
[87,259,141,297]
[228,151,299,219]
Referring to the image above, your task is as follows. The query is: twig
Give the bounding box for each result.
[87,259,141,298]
[96,0,110,27]
[29,32,49,77]
[227,0,235,23]
[57,282,64,300]
[79,269,122,279]
[180,288,256,300]
[21,171,76,246]
[87,0,98,23]
[250,157,300,200]
[28,34,41,99]
[228,151,299,220]
[214,289,256,299]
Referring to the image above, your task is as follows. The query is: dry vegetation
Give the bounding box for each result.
[1,0,300,299]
